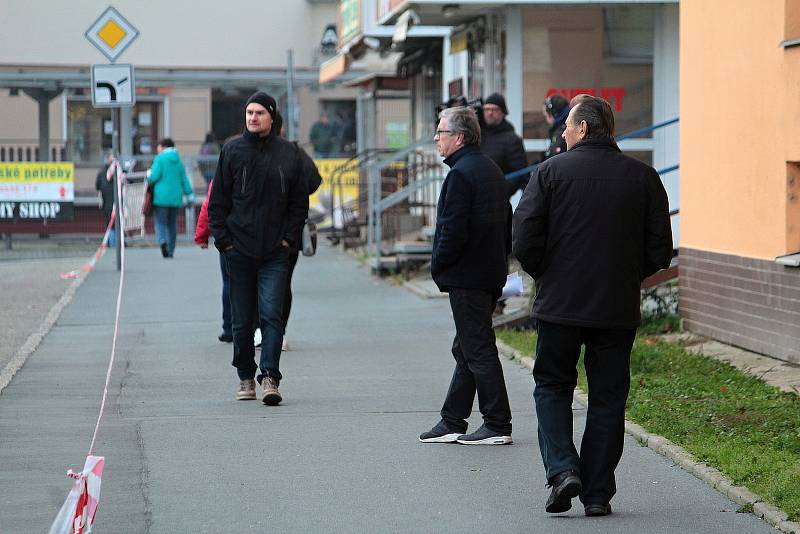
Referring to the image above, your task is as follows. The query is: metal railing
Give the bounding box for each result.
[365,118,681,268]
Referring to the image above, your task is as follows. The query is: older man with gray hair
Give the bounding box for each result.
[419,106,513,446]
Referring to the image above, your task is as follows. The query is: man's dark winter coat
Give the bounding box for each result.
[431,144,510,297]
[480,119,528,196]
[512,139,673,329]
[208,129,309,258]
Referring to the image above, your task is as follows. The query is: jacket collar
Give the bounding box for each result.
[443,144,480,168]
[569,138,620,153]
[483,119,514,135]
[242,128,275,146]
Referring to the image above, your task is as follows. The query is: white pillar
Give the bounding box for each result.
[653,3,680,245]
[505,6,523,136]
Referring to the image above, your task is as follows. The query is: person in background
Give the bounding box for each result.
[95,149,118,247]
[309,112,337,157]
[542,94,570,161]
[198,132,221,188]
[480,92,529,197]
[148,138,194,258]
[195,179,232,343]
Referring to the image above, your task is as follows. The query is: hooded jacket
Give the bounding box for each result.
[512,139,673,329]
[207,129,309,259]
[148,148,193,208]
[431,144,510,296]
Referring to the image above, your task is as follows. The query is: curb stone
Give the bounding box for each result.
[0,267,90,396]
[495,340,799,534]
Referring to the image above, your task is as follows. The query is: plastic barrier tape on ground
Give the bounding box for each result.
[51,164,126,533]
[60,209,115,280]
[48,456,105,534]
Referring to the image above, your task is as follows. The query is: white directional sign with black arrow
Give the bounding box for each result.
[91,64,135,108]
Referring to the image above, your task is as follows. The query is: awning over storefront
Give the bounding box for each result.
[319,53,351,84]
[380,0,678,27]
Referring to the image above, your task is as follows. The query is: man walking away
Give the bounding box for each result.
[207,91,309,405]
[419,106,513,446]
[512,95,672,516]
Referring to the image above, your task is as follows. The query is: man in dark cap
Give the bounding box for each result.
[480,92,528,197]
[208,91,309,405]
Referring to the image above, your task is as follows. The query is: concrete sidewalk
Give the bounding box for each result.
[0,244,778,533]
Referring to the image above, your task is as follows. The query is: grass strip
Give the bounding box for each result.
[496,325,800,520]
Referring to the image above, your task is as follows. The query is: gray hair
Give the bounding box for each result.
[439,106,481,145]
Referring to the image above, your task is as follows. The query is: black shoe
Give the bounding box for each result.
[545,470,582,513]
[456,424,512,445]
[419,421,462,443]
[584,503,612,517]
[218,332,233,343]
[160,243,169,258]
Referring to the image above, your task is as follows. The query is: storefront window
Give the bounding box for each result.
[521,5,654,140]
[66,98,161,164]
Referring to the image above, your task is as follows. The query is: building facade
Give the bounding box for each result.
[0,0,359,195]
[679,0,800,363]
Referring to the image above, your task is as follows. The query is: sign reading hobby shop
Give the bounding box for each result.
[0,163,75,221]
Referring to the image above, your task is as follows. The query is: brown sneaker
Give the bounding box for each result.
[236,379,256,400]
[261,377,282,405]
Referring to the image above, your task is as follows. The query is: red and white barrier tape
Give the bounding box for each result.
[50,165,127,534]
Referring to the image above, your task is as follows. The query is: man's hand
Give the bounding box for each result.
[281,240,289,248]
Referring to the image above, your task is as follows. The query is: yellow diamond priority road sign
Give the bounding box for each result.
[85,7,139,63]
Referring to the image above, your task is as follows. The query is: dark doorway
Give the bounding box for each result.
[211,88,258,143]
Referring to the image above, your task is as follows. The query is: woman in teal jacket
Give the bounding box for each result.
[148,138,194,257]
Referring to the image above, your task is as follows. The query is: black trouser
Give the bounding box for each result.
[533,320,635,506]
[441,288,512,435]
[281,248,300,333]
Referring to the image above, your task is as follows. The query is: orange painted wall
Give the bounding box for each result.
[680,0,800,259]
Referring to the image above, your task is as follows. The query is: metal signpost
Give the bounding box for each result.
[85,7,139,271]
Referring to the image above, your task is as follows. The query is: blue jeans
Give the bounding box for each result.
[225,246,289,383]
[154,206,179,256]
[533,320,634,505]
[219,251,231,336]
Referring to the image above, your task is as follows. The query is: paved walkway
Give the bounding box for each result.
[0,244,778,533]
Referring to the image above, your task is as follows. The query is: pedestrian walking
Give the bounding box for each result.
[419,106,513,446]
[147,138,194,258]
[95,150,118,247]
[207,91,308,405]
[194,179,233,343]
[512,95,673,516]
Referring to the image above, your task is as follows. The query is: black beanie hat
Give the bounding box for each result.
[485,93,508,115]
[245,91,277,119]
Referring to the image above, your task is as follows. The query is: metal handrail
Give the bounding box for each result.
[504,117,680,181]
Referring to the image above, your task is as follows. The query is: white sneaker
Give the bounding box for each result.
[253,328,262,348]
[281,337,289,351]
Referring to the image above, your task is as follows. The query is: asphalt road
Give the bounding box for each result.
[0,244,777,533]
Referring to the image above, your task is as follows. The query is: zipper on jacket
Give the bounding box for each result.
[242,167,246,193]
[279,167,286,194]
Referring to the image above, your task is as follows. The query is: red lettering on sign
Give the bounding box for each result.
[545,87,626,112]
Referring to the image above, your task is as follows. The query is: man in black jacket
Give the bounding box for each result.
[512,95,672,516]
[480,92,528,197]
[419,106,513,446]
[208,91,309,405]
